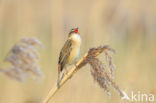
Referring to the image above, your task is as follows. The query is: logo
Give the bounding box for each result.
[125,91,155,102]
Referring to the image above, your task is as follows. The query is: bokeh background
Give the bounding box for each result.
[0,0,156,103]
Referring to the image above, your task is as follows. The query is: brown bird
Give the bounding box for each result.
[57,27,81,86]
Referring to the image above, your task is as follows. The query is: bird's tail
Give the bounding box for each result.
[57,65,64,87]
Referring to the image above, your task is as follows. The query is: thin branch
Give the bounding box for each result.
[42,53,88,103]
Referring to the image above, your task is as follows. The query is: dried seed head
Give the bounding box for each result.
[88,57,111,96]
[86,46,128,98]
[21,37,43,48]
[1,37,43,82]
[87,45,116,79]
[87,45,116,58]
[104,51,115,78]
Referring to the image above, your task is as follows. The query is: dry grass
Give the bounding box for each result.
[0,0,156,103]
[0,38,43,82]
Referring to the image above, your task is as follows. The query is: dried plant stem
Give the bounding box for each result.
[42,53,88,103]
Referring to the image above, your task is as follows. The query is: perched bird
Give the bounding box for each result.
[57,27,81,86]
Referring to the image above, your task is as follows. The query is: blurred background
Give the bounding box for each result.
[0,0,156,103]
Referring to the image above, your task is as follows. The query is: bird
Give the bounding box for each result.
[57,27,81,87]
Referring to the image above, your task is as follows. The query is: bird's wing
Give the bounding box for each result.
[58,39,72,73]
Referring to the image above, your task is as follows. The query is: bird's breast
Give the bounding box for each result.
[67,35,81,64]
[67,43,80,64]
[70,34,81,46]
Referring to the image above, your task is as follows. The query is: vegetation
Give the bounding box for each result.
[0,0,156,103]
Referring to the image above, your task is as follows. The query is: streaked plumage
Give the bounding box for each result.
[57,28,81,86]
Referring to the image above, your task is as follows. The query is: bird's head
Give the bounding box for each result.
[68,27,79,37]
